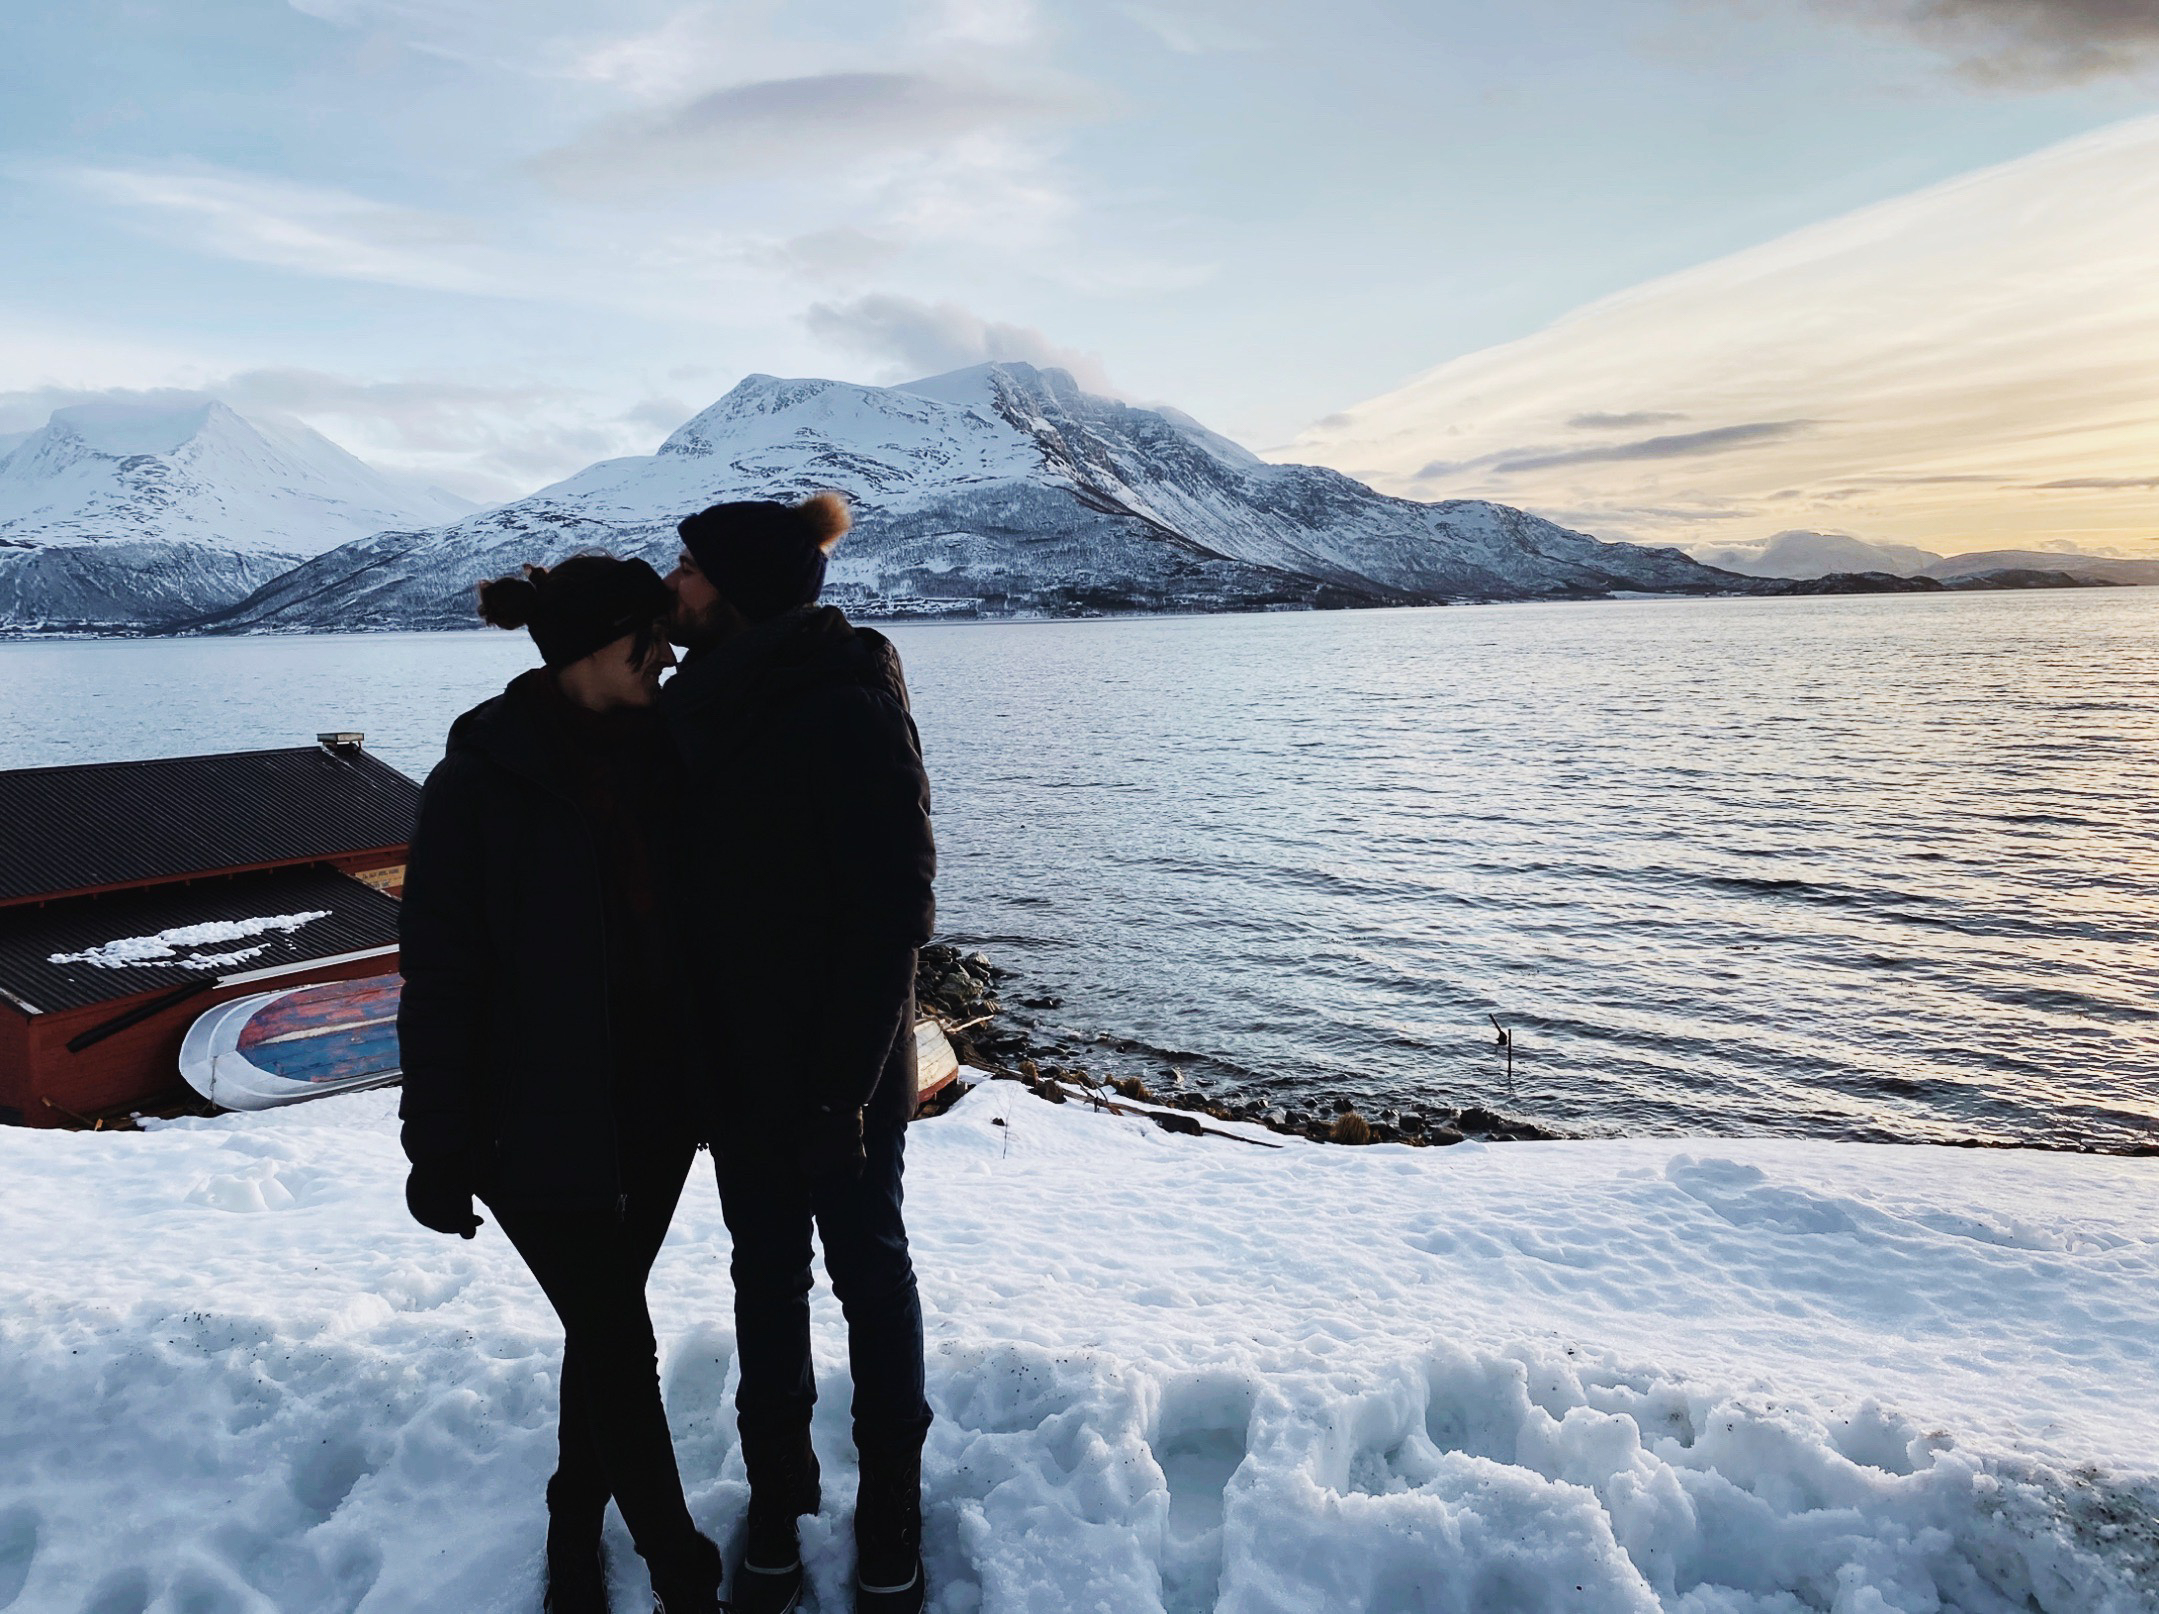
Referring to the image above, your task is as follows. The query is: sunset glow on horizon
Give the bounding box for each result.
[1285,116,2159,562]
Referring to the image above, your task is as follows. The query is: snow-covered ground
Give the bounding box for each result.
[1,1083,2153,1613]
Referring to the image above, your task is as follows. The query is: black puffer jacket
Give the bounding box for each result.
[663,606,936,1130]
[398,671,694,1202]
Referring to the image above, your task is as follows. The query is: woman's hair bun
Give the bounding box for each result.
[475,567,545,629]
[797,491,851,554]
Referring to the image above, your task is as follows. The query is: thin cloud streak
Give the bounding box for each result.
[1567,410,1689,430]
[1116,3,1264,54]
[1494,420,1813,473]
[59,166,505,297]
[529,70,1093,197]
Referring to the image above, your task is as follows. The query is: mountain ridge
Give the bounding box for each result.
[1695,529,2159,587]
[8,368,2139,637]
[194,362,1757,634]
[0,396,472,630]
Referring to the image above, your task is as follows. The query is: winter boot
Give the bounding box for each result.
[542,1539,609,1614]
[543,1495,610,1614]
[647,1531,724,1614]
[853,1447,924,1614]
[739,1420,823,1519]
[731,1497,806,1614]
[734,1422,820,1614]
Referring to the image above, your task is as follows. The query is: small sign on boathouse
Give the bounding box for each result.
[0,736,418,1127]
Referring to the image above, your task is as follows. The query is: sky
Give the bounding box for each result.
[2,1,2155,550]
[1288,114,2159,558]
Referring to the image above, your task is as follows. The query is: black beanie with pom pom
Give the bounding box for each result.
[475,553,671,669]
[677,492,850,623]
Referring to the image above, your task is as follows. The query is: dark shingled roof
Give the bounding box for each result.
[0,745,420,908]
[0,866,402,1015]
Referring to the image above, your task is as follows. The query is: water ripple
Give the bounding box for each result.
[3,591,2156,1152]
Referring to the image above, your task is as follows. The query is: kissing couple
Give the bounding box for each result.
[395,493,938,1614]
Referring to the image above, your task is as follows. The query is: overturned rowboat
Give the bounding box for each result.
[178,975,402,1110]
[178,973,961,1114]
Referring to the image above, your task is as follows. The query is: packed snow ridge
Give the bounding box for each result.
[1,1082,2152,1612]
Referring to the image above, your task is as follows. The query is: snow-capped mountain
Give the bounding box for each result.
[1691,530,2159,587]
[1692,530,1949,580]
[1920,549,2159,586]
[201,364,1749,632]
[0,397,471,630]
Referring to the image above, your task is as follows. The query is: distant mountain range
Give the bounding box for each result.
[193,364,1753,633]
[0,398,470,630]
[1,374,2143,636]
[1693,530,2159,588]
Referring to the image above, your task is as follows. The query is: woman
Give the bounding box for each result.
[397,553,721,1614]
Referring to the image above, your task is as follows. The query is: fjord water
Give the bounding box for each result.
[4,589,2155,1151]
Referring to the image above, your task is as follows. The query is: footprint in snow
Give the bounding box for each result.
[0,1505,37,1611]
[289,1435,378,1522]
[1664,1155,1858,1235]
[78,1567,152,1614]
[1150,1375,1256,1614]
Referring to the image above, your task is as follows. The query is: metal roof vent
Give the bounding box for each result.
[317,732,365,750]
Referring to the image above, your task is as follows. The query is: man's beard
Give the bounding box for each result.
[667,597,720,650]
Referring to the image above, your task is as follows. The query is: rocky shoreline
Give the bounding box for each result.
[913,942,1559,1147]
[916,945,2159,1158]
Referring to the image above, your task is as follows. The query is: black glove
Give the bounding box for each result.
[405,1158,484,1239]
[799,1105,867,1186]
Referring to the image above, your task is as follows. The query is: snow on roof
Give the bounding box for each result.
[0,866,398,1012]
[47,911,333,972]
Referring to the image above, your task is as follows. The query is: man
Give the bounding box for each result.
[661,492,936,1614]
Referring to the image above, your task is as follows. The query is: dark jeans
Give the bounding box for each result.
[489,1137,700,1567]
[716,1119,931,1466]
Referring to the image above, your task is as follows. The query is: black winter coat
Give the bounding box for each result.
[398,671,694,1202]
[662,605,936,1130]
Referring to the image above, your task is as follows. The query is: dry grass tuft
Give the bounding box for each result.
[1328,1110,1373,1145]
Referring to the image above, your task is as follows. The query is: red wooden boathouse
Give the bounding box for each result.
[0,734,418,1127]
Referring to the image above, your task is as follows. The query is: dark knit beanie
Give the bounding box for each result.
[677,492,851,623]
[474,554,671,668]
